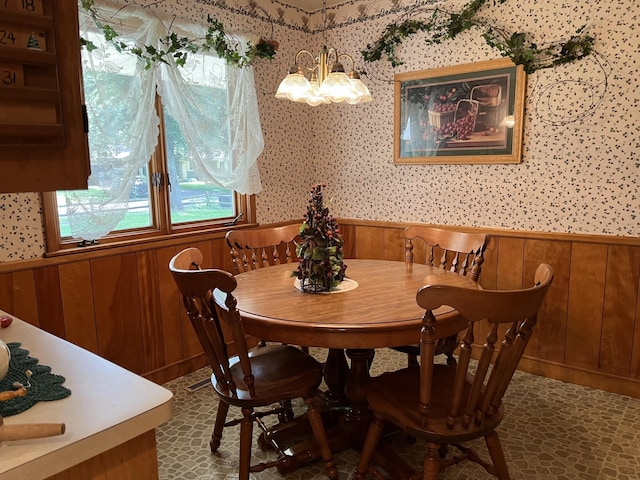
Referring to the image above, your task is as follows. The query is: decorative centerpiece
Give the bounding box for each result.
[293,184,346,292]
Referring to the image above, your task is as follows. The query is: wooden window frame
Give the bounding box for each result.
[42,93,257,256]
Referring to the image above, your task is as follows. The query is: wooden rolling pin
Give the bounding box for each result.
[0,415,65,442]
[0,387,27,401]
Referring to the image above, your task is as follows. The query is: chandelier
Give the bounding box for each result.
[275,0,372,106]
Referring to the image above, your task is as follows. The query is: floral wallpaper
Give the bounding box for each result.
[0,0,637,261]
[0,193,45,260]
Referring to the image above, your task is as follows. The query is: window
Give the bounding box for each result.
[43,7,262,252]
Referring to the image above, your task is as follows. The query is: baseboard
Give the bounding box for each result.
[143,354,208,385]
[517,356,640,399]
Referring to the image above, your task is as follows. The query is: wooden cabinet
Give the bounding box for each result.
[0,0,89,193]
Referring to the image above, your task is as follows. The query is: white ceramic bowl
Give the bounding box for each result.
[0,340,11,380]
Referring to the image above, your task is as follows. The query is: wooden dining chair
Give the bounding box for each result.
[169,248,337,480]
[225,223,300,274]
[226,223,309,357]
[393,226,489,366]
[353,263,554,480]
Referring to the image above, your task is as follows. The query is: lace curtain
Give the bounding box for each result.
[66,5,264,241]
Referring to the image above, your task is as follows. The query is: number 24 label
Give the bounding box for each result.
[0,29,18,46]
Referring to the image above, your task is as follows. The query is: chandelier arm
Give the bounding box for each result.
[294,49,315,64]
[336,53,355,71]
[293,49,318,75]
[325,47,338,61]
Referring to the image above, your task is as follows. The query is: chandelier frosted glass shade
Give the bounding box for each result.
[317,70,356,103]
[275,72,313,102]
[304,77,332,106]
[275,48,372,106]
[346,72,372,105]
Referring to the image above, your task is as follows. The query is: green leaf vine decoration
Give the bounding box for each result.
[361,0,594,73]
[79,0,277,69]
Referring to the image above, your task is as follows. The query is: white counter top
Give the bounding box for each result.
[0,312,174,480]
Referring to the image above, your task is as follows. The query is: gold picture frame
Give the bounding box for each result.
[394,58,526,165]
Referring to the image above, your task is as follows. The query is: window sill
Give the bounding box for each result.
[44,222,260,259]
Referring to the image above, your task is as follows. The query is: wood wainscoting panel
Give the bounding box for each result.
[3,269,39,326]
[194,240,214,269]
[156,246,183,366]
[383,227,405,261]
[211,236,234,271]
[34,266,66,338]
[136,249,167,373]
[340,223,357,259]
[599,245,640,377]
[59,261,98,353]
[633,278,640,380]
[0,273,17,324]
[523,239,570,364]
[565,243,607,371]
[495,237,525,289]
[91,253,146,373]
[338,219,640,398]
[354,225,386,259]
[0,222,637,397]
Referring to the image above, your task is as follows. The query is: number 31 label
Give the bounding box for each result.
[0,64,24,87]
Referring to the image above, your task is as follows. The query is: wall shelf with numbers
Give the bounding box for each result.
[0,0,89,193]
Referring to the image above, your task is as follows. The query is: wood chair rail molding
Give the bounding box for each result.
[337,218,640,247]
[0,219,636,274]
[0,218,637,397]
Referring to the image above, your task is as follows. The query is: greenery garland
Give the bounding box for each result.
[361,0,594,73]
[79,0,277,69]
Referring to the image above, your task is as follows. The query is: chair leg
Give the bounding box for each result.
[438,443,448,458]
[210,399,229,452]
[278,399,295,423]
[304,396,338,480]
[408,353,419,367]
[423,442,441,480]
[353,416,384,480]
[485,431,510,480]
[238,407,254,480]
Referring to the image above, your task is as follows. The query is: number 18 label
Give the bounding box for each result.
[2,0,44,14]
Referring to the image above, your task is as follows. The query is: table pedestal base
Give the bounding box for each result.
[257,348,416,478]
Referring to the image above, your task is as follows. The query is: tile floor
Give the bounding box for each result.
[156,348,640,479]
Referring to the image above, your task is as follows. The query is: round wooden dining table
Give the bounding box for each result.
[233,258,478,349]
[229,259,480,473]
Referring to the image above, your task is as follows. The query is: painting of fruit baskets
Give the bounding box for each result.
[394,59,526,164]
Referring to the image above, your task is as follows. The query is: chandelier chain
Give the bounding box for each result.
[321,0,328,47]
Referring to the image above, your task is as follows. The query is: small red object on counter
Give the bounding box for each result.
[0,316,12,329]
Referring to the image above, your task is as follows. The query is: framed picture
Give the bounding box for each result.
[394,58,526,164]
